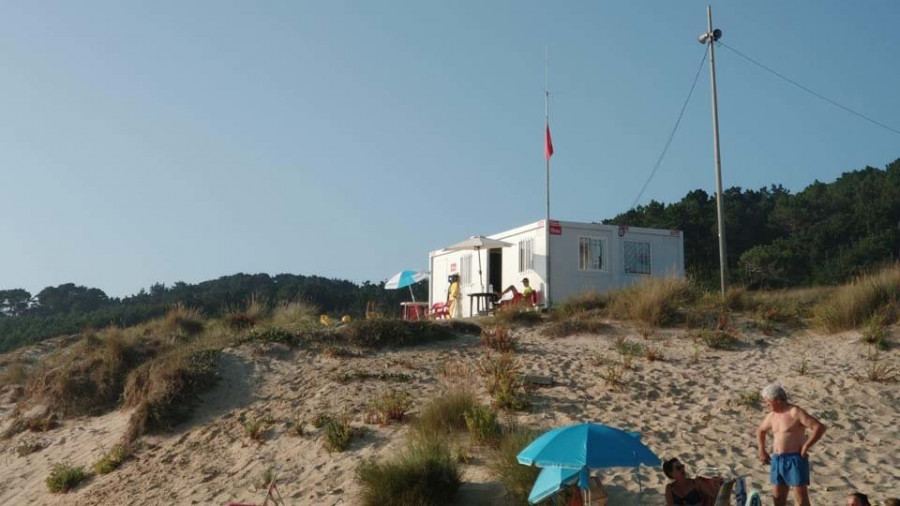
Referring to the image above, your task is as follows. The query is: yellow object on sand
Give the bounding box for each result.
[320,315,332,326]
[341,315,351,323]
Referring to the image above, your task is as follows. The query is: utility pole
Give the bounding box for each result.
[544,46,552,309]
[699,5,727,297]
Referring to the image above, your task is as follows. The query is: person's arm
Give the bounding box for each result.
[756,414,772,464]
[664,484,675,506]
[796,407,826,459]
[695,477,722,500]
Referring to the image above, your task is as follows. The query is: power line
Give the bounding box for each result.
[719,41,900,137]
[631,48,708,209]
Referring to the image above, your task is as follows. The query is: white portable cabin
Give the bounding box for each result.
[429,220,685,318]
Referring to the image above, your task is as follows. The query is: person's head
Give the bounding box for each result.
[448,274,459,283]
[761,383,788,412]
[846,492,870,506]
[522,277,530,287]
[662,458,686,481]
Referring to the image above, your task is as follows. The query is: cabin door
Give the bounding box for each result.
[488,249,502,295]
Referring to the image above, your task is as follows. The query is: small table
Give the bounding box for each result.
[468,293,496,316]
[400,302,429,321]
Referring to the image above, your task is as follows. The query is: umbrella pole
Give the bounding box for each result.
[408,285,415,302]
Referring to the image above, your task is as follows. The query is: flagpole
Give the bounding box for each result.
[544,46,552,310]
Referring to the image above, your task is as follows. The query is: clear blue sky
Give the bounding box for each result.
[2,1,898,297]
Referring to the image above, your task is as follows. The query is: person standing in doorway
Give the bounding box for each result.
[446,274,461,318]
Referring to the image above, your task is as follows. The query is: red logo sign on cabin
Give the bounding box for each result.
[549,220,562,235]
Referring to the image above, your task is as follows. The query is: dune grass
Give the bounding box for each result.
[122,348,220,442]
[487,425,541,505]
[606,275,698,326]
[357,437,461,506]
[412,388,478,439]
[814,265,900,332]
[46,462,88,493]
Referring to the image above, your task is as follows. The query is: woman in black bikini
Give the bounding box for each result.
[663,458,720,506]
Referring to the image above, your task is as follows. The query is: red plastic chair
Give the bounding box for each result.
[429,302,450,319]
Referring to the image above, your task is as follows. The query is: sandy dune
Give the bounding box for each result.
[0,320,897,504]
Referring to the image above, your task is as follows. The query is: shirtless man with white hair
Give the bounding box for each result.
[755,383,827,506]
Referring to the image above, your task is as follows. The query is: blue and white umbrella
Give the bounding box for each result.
[385,270,429,301]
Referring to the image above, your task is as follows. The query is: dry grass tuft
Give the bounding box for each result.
[487,425,541,505]
[553,291,608,319]
[606,275,698,326]
[365,389,412,426]
[814,265,900,332]
[479,353,529,411]
[224,295,269,330]
[492,307,542,326]
[412,388,477,439]
[480,325,516,352]
[163,304,205,338]
[269,300,319,331]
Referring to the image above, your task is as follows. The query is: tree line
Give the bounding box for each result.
[3,157,898,353]
[605,158,900,288]
[0,273,426,353]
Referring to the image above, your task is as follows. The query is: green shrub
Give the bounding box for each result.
[479,353,529,411]
[323,416,357,452]
[463,405,501,446]
[613,337,645,357]
[357,438,461,506]
[480,325,516,352]
[862,312,889,350]
[243,417,271,443]
[695,329,740,350]
[365,390,412,426]
[814,266,900,332]
[92,444,129,474]
[488,426,541,504]
[312,412,334,429]
[46,462,88,493]
[15,439,44,457]
[735,390,761,408]
[413,388,477,439]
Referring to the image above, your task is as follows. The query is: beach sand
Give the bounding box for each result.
[0,320,897,504]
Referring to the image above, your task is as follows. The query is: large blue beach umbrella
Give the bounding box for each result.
[518,423,661,503]
[384,270,429,301]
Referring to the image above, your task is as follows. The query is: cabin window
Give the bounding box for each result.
[578,237,606,271]
[518,238,534,273]
[624,241,651,275]
[460,254,473,286]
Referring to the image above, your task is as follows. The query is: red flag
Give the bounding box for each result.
[544,123,554,160]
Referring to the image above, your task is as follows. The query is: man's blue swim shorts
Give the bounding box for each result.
[770,453,810,486]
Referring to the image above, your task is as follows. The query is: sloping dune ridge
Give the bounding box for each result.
[0,320,897,505]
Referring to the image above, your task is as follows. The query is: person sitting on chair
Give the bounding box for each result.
[496,277,534,305]
[663,458,720,506]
